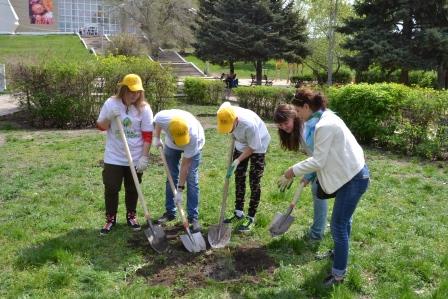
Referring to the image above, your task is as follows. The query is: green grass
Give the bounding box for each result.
[0,105,447,298]
[0,35,94,64]
[184,55,314,80]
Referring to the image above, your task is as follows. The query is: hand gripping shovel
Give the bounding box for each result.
[115,116,168,253]
[269,181,305,237]
[159,147,206,253]
[208,137,235,248]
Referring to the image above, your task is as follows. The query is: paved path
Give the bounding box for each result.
[0,94,20,116]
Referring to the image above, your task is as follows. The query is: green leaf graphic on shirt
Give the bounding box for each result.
[122,117,139,139]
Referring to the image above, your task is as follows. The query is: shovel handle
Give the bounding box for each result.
[159,147,191,228]
[115,116,152,220]
[284,181,305,216]
[218,137,235,225]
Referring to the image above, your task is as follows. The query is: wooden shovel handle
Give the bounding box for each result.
[115,116,152,220]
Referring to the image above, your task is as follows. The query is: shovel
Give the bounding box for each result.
[269,181,305,237]
[115,116,168,253]
[159,147,206,253]
[208,137,235,248]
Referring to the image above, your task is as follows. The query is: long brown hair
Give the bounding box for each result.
[115,85,148,113]
[273,104,303,151]
[292,88,328,112]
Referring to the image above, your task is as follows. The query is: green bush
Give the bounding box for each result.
[291,69,352,85]
[183,78,226,105]
[328,83,448,160]
[98,56,176,113]
[234,86,295,120]
[356,66,437,88]
[105,34,147,57]
[9,56,175,128]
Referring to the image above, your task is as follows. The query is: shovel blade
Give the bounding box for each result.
[180,232,206,253]
[208,224,232,249]
[269,212,295,237]
[144,223,168,253]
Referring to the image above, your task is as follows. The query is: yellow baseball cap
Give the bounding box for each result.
[169,116,190,146]
[217,106,237,133]
[118,74,144,92]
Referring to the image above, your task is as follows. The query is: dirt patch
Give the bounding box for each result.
[128,232,278,295]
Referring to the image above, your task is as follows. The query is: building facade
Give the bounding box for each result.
[1,0,132,35]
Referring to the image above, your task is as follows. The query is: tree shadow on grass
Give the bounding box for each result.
[15,224,159,272]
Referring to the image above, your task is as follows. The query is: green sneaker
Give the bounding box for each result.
[224,212,244,224]
[237,216,254,233]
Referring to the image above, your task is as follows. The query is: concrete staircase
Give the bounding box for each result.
[81,36,109,55]
[151,49,205,78]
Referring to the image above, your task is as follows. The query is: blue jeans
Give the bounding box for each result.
[331,165,370,277]
[164,146,201,221]
[309,180,328,240]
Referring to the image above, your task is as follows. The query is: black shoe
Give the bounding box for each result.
[323,274,344,287]
[100,214,116,235]
[224,212,244,224]
[189,219,201,233]
[315,249,335,260]
[237,216,254,233]
[156,212,176,224]
[126,211,141,231]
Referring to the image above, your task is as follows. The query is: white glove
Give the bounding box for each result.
[107,107,121,120]
[174,188,183,205]
[152,136,163,148]
[277,175,293,192]
[135,155,149,173]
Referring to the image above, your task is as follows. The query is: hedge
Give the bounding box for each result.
[183,78,226,105]
[234,86,295,120]
[328,83,448,160]
[9,56,175,128]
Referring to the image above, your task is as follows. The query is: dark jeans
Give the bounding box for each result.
[102,163,142,216]
[331,164,370,277]
[233,150,266,218]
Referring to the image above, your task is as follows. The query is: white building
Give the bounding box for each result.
[0,0,131,35]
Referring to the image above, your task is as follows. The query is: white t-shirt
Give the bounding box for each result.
[232,107,271,153]
[97,97,154,166]
[154,109,205,158]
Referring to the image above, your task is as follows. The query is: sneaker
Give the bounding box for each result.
[189,219,201,233]
[100,214,116,235]
[156,212,176,224]
[323,274,344,287]
[237,216,254,233]
[224,212,244,224]
[126,211,141,231]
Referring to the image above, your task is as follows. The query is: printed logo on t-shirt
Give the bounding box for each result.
[115,117,139,139]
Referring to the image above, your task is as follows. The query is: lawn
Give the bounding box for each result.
[184,55,314,81]
[0,104,447,298]
[0,35,94,65]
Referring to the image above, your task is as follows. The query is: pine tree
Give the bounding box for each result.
[194,0,309,84]
[339,0,448,88]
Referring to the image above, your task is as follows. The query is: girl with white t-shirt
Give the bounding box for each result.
[96,74,154,235]
[216,102,271,233]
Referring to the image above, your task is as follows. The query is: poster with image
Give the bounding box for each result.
[29,0,54,25]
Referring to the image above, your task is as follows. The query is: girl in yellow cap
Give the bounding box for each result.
[216,102,271,232]
[152,109,205,233]
[96,74,154,235]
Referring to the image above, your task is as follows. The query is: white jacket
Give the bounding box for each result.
[292,110,365,193]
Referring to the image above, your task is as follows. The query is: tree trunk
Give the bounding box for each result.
[437,65,447,89]
[400,68,409,85]
[256,60,263,85]
[229,61,235,75]
[327,0,338,86]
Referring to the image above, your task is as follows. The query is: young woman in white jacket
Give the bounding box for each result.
[279,89,370,287]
